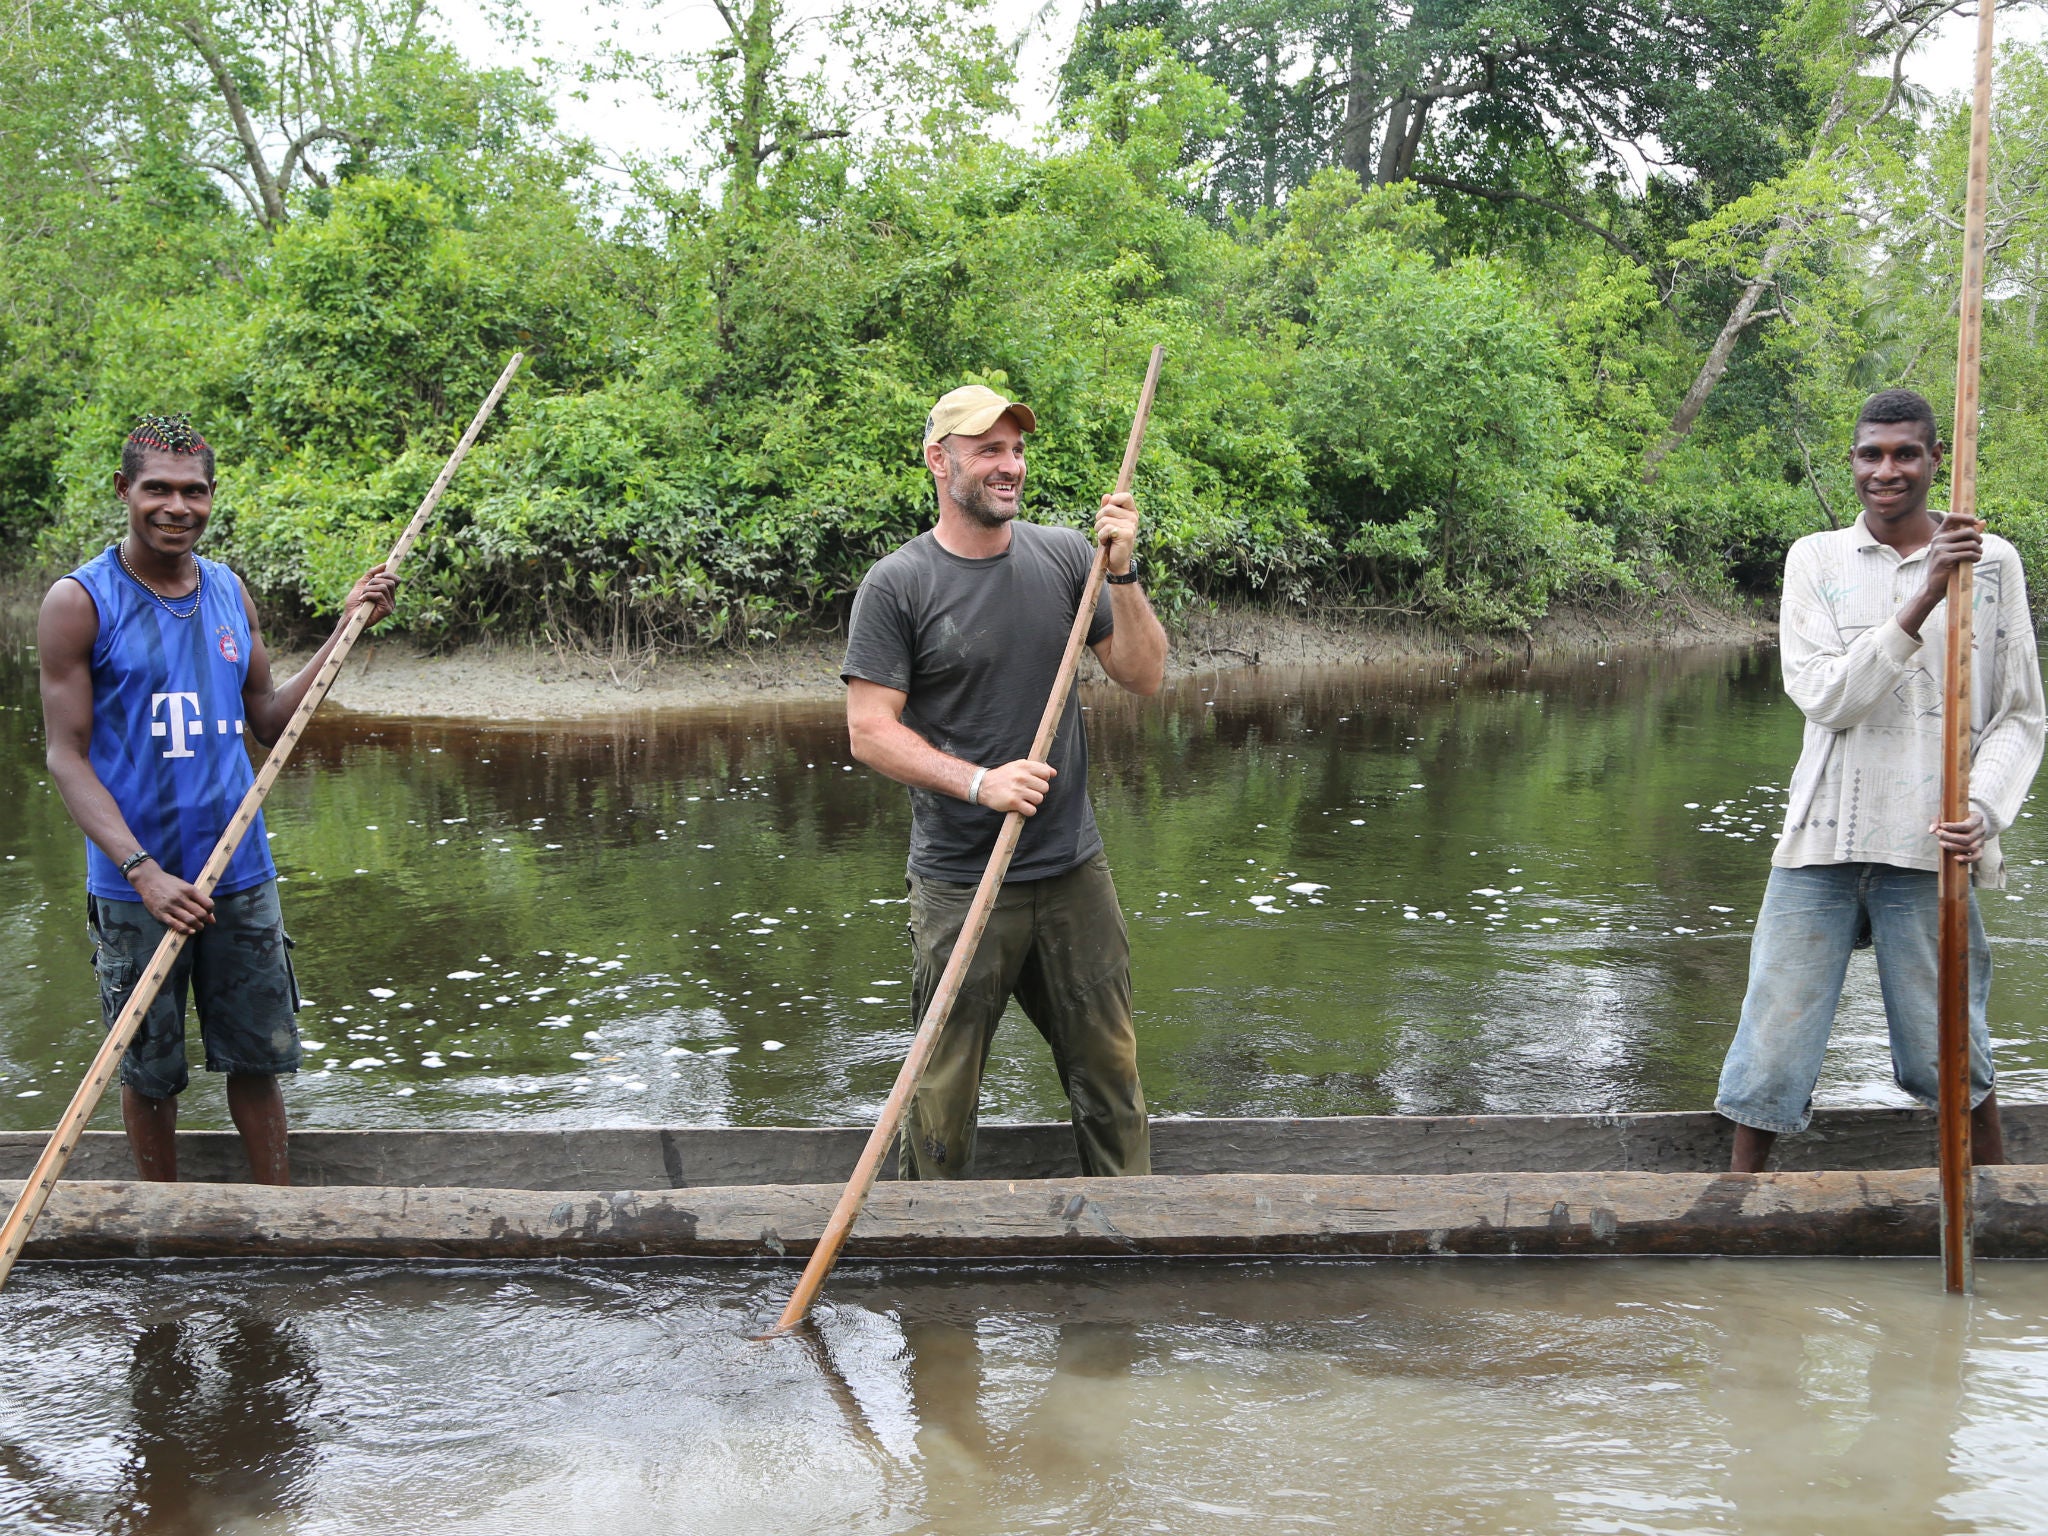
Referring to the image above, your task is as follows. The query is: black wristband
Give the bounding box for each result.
[119,849,155,878]
[1105,566,1140,585]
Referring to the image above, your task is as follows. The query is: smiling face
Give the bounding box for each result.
[929,416,1027,529]
[115,449,215,559]
[1850,419,1943,528]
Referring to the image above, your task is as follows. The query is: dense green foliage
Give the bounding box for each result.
[4,0,2047,641]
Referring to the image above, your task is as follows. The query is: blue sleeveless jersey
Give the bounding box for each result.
[67,546,276,900]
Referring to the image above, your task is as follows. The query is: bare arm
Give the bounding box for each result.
[240,564,396,745]
[38,580,215,932]
[1093,581,1168,696]
[1087,491,1167,696]
[846,678,1054,816]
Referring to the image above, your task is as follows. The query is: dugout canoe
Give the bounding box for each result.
[4,1104,2048,1262]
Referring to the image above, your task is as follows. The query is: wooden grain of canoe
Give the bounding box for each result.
[4,1104,2042,1193]
[4,1107,2044,1263]
[8,1165,2048,1262]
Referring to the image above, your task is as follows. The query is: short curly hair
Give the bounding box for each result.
[121,415,215,483]
[1855,390,1939,451]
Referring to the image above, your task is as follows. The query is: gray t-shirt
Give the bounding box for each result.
[842,522,1114,883]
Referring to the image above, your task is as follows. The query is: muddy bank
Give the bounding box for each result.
[291,598,1772,721]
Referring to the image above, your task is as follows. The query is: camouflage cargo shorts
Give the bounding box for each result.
[87,879,303,1099]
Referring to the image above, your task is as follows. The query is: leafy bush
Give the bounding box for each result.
[26,11,2029,641]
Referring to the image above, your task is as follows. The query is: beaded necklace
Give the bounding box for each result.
[117,540,204,620]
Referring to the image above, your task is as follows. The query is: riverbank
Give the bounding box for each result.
[0,575,1771,721]
[290,596,1772,720]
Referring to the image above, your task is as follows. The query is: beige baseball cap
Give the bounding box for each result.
[923,384,1037,448]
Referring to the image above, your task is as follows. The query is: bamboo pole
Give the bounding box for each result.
[1939,0,1998,1296]
[763,345,1167,1336]
[0,351,526,1292]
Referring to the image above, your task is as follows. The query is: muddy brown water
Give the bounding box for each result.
[5,639,2048,1530]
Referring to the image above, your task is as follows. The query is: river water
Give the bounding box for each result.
[5,637,2048,1531]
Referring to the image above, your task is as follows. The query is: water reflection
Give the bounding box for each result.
[115,1313,319,1535]
[14,641,2043,1134]
[1707,1281,1970,1533]
[808,1261,2030,1535]
[0,1259,2043,1532]
[12,627,2048,1526]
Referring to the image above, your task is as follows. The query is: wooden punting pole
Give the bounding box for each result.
[1939,0,1998,1296]
[763,345,1166,1336]
[0,352,526,1293]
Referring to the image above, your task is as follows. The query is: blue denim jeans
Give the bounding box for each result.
[1715,863,1995,1135]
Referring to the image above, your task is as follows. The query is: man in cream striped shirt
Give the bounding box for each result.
[1716,389,2045,1171]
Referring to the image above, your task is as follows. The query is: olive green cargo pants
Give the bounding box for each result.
[899,851,1150,1179]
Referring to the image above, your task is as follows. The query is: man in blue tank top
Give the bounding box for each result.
[38,416,396,1184]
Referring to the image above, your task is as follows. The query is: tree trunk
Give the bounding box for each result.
[715,0,779,200]
[1643,81,1858,481]
[176,16,285,227]
[1338,42,1379,186]
[1373,97,1412,184]
[1390,98,1429,182]
[1641,237,1788,482]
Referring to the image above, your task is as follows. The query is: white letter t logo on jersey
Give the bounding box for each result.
[150,692,202,759]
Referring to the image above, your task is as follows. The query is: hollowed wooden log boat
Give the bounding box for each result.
[4,1104,2046,1262]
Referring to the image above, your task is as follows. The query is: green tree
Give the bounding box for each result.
[1642,0,1961,480]
[1283,183,1621,625]
[1062,0,1805,221]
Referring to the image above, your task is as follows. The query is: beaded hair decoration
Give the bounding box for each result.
[126,414,210,457]
[118,414,212,619]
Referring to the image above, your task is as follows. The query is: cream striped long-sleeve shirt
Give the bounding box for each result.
[1774,514,2044,889]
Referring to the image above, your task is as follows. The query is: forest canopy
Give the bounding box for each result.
[3,0,2045,642]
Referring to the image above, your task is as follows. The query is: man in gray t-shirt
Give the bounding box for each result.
[842,383,1170,1179]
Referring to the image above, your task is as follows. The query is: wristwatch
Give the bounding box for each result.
[119,849,155,878]
[1105,565,1140,585]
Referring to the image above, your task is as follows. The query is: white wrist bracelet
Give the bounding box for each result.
[967,766,988,806]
